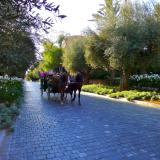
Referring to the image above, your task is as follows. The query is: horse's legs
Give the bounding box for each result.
[60,91,65,105]
[71,90,76,102]
[68,91,73,102]
[78,89,81,105]
[64,92,67,100]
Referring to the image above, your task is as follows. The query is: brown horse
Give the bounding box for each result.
[65,72,83,105]
[47,73,68,104]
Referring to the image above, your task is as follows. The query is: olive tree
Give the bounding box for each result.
[86,0,160,90]
[63,38,90,82]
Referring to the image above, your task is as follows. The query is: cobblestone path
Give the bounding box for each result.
[5,82,160,160]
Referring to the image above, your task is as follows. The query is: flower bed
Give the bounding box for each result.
[0,77,23,105]
[0,78,23,130]
[130,74,160,90]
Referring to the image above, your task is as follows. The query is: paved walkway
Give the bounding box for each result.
[3,82,160,160]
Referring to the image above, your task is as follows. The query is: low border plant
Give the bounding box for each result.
[82,84,118,95]
[82,84,160,101]
[0,77,23,130]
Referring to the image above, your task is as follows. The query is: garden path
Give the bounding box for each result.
[3,81,160,160]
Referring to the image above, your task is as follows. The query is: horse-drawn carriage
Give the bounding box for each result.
[40,71,83,105]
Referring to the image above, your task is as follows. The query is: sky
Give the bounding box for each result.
[36,0,104,51]
[38,0,160,44]
[52,0,103,35]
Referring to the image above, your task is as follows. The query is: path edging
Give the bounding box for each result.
[82,91,160,108]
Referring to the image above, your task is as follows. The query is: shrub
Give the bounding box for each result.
[0,78,23,130]
[0,78,23,104]
[82,84,118,95]
[109,90,159,101]
[0,105,20,130]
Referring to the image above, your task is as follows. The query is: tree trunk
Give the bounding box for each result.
[84,73,90,84]
[110,69,115,85]
[83,70,90,84]
[120,69,129,91]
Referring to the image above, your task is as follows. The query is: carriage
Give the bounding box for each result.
[40,71,83,105]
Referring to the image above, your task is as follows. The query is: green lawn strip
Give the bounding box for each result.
[82,84,160,101]
[0,79,23,130]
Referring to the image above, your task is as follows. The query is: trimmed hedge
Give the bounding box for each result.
[82,84,118,95]
[109,90,160,101]
[82,84,160,101]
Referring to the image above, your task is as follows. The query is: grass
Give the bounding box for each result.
[82,84,160,102]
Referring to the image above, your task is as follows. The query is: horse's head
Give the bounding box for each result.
[60,72,68,84]
[75,72,83,83]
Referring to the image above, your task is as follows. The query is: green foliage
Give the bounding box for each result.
[25,69,39,81]
[82,84,117,95]
[57,33,70,48]
[109,90,160,101]
[85,0,120,71]
[0,79,23,104]
[0,0,64,33]
[85,31,108,70]
[63,38,89,74]
[0,30,36,77]
[82,84,160,101]
[42,41,63,71]
[0,0,64,77]
[25,40,63,80]
[85,1,160,90]
[106,3,160,72]
[0,78,23,130]
[89,69,109,80]
[0,105,20,130]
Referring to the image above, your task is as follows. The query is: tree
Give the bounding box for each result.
[0,30,36,77]
[85,30,109,70]
[86,0,160,90]
[41,41,63,71]
[63,38,90,82]
[57,33,70,48]
[0,0,66,77]
[0,0,66,32]
[85,0,120,84]
[105,2,160,90]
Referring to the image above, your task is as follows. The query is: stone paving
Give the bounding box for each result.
[3,82,160,160]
